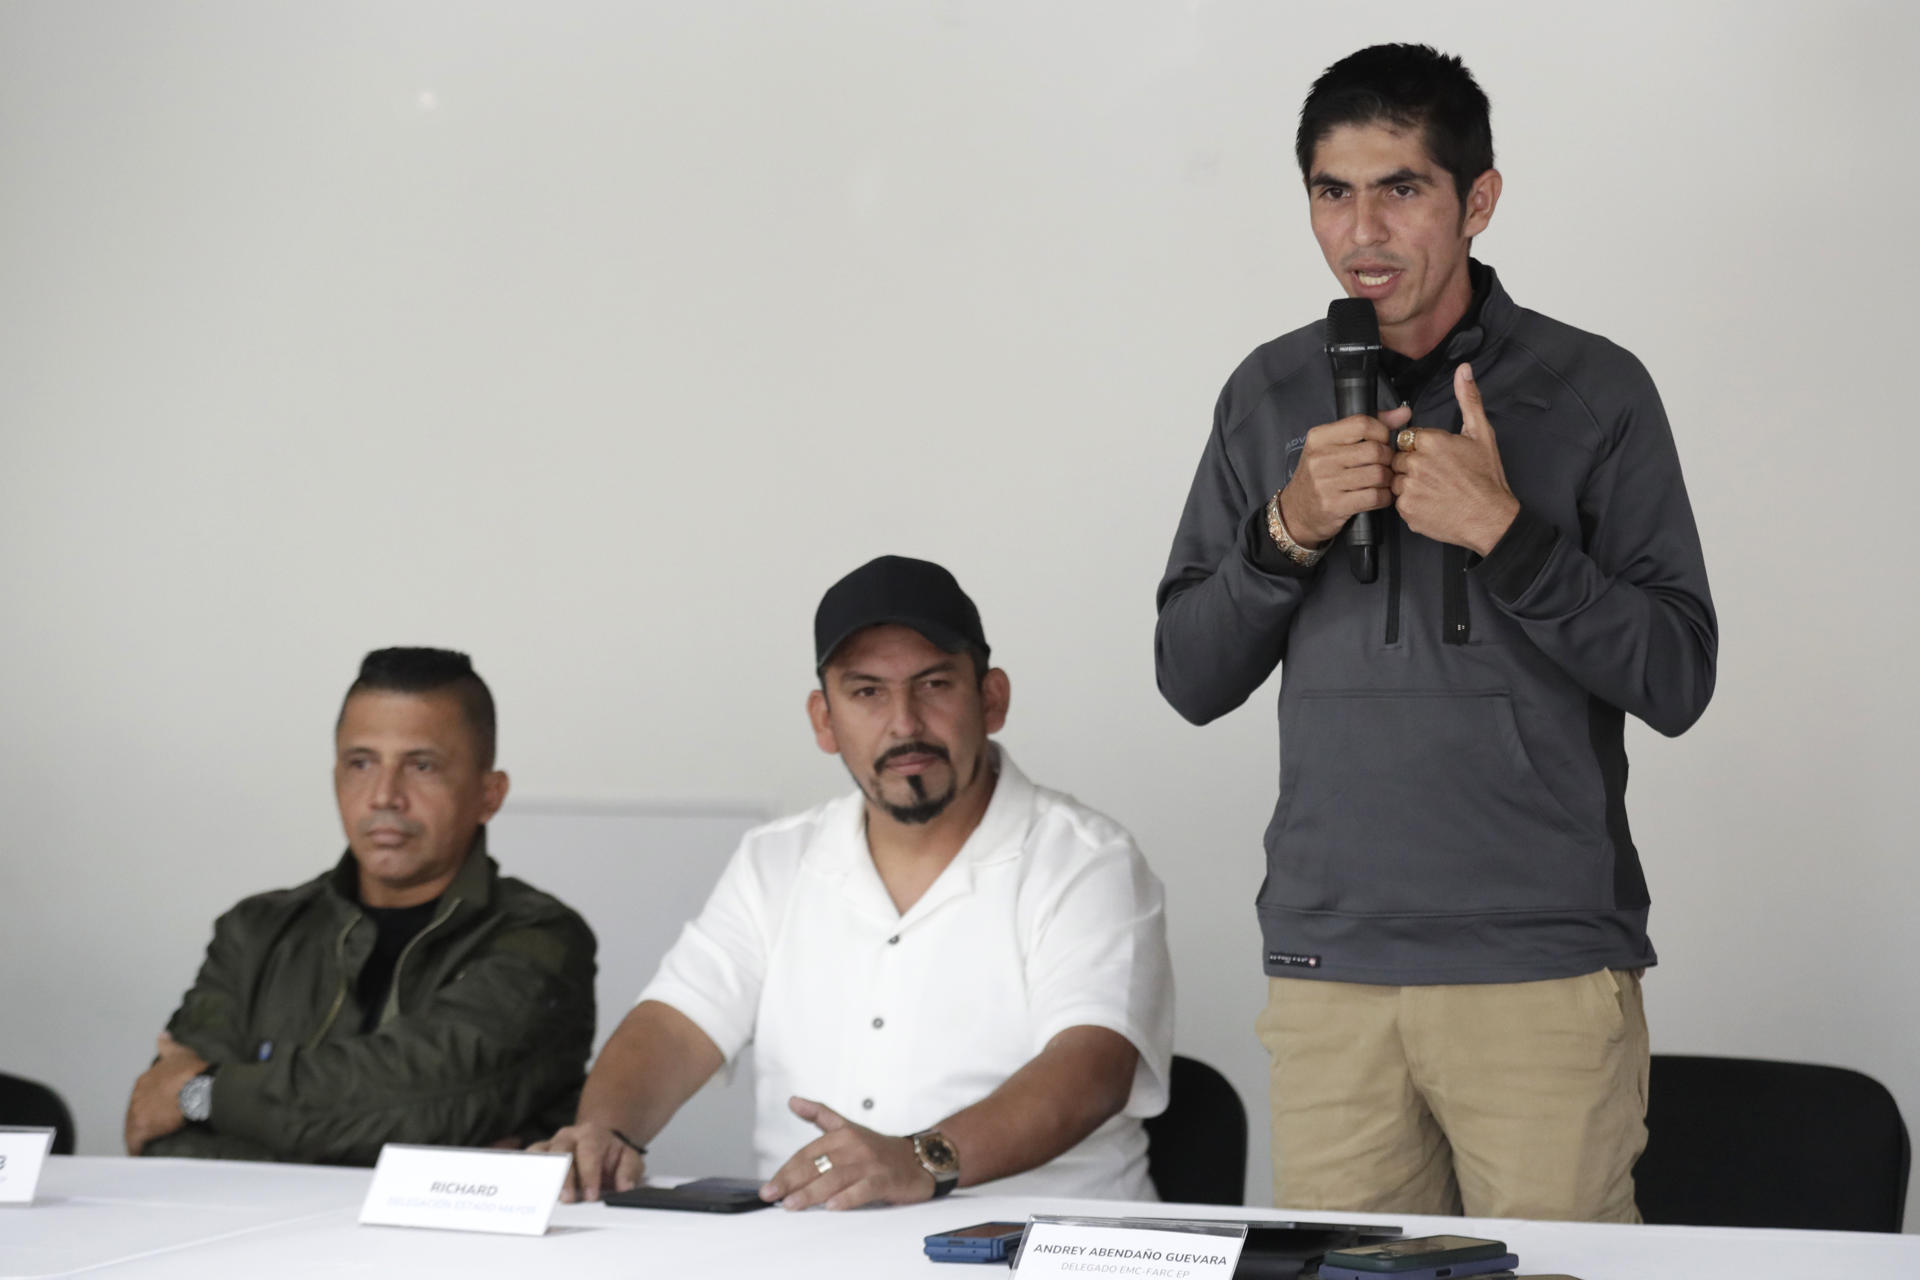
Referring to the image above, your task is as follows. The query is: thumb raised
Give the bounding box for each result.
[1455,363,1494,442]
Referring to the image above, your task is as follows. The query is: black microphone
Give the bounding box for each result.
[1326,298,1382,583]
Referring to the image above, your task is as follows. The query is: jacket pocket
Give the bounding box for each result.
[1265,690,1606,915]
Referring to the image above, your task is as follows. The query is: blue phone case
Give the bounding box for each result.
[924,1223,1026,1263]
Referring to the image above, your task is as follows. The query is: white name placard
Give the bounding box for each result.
[1015,1216,1247,1280]
[0,1127,56,1205]
[358,1144,571,1236]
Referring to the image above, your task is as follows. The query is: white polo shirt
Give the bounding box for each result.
[638,746,1174,1200]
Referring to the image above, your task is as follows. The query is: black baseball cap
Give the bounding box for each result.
[813,556,990,674]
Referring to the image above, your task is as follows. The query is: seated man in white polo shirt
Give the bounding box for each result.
[536,555,1174,1210]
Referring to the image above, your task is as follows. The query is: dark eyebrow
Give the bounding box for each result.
[339,745,444,760]
[837,659,959,686]
[1373,167,1434,188]
[1308,166,1436,190]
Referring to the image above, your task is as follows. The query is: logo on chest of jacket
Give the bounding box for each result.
[1266,950,1321,969]
[1281,436,1306,485]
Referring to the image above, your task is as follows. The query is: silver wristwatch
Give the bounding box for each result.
[178,1072,216,1124]
[910,1129,960,1199]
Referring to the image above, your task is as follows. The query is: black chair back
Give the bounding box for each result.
[0,1071,77,1156]
[1637,1054,1909,1232]
[1144,1054,1248,1206]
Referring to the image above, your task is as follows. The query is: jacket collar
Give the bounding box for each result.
[1380,259,1514,405]
[1446,258,1515,366]
[324,827,497,915]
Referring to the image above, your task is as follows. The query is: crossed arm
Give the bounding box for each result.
[129,905,596,1164]
[125,1033,211,1155]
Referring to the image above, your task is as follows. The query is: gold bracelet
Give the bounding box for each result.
[1266,493,1326,567]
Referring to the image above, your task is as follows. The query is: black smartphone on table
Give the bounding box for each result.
[604,1176,772,1213]
[1318,1234,1513,1280]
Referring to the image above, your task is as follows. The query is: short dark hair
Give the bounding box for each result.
[340,647,497,768]
[1296,44,1493,205]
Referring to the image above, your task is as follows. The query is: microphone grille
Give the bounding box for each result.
[1326,297,1380,346]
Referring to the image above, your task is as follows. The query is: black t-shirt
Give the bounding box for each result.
[355,899,440,1033]
[1377,257,1493,405]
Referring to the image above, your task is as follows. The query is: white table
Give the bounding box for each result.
[5,1158,1917,1279]
[0,1157,367,1279]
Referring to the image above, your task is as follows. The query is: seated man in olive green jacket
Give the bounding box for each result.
[125,647,597,1165]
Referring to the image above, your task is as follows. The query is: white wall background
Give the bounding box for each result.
[1,0,1915,1226]
[483,803,765,1175]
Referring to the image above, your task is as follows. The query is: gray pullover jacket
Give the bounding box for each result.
[1155,266,1717,985]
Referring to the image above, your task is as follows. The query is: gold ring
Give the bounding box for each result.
[1396,428,1417,453]
[813,1154,833,1175]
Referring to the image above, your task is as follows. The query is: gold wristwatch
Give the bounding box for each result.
[910,1129,960,1199]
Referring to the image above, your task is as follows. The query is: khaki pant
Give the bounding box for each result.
[1255,970,1648,1222]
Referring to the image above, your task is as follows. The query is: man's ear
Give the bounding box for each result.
[806,688,839,756]
[479,770,510,823]
[981,668,1011,736]
[1462,167,1501,238]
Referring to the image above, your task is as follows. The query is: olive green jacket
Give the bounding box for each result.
[145,832,596,1165]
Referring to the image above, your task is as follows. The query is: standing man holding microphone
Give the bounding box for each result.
[1155,45,1716,1222]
